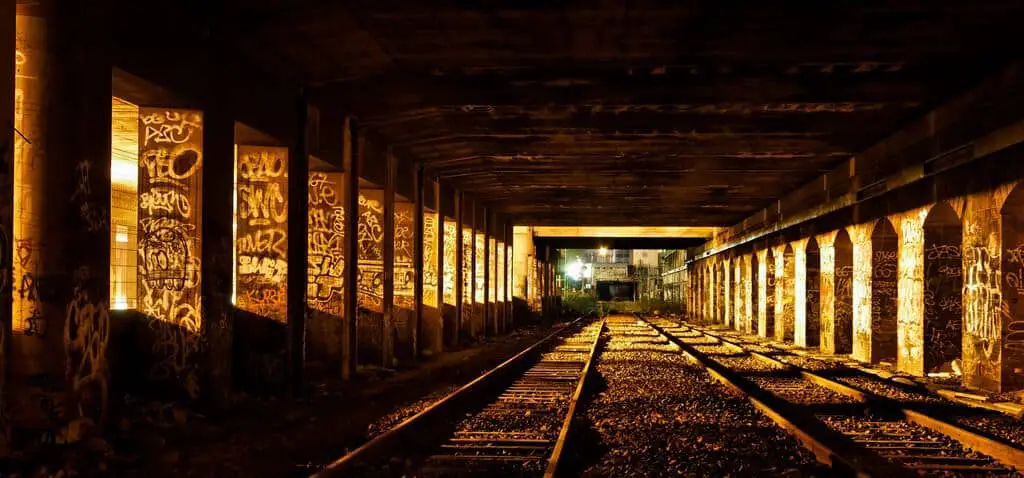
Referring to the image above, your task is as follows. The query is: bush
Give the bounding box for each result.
[561,291,603,317]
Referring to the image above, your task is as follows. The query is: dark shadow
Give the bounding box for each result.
[923,202,963,373]
[871,219,899,364]
[835,229,854,354]
[806,238,821,348]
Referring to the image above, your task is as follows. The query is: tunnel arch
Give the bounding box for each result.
[804,237,821,348]
[1002,184,1024,389]
[871,218,900,364]
[763,247,776,338]
[924,202,964,373]
[834,228,855,354]
[777,243,796,343]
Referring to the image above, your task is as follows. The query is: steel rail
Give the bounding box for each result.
[313,317,602,478]
[544,315,606,478]
[688,322,1024,473]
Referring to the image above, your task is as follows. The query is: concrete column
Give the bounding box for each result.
[382,150,395,367]
[0,0,14,452]
[341,118,360,379]
[757,249,774,338]
[774,245,794,342]
[895,207,929,376]
[483,212,491,336]
[962,184,1016,391]
[817,232,839,353]
[199,89,235,408]
[849,222,874,363]
[413,164,424,358]
[454,192,463,344]
[734,258,743,331]
[744,255,755,333]
[286,95,310,395]
[11,0,113,437]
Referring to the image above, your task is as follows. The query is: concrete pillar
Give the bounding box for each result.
[10,0,113,439]
[286,96,310,395]
[733,258,742,331]
[199,90,236,408]
[774,245,794,342]
[483,213,491,336]
[341,118,360,379]
[0,0,14,453]
[998,184,1024,391]
[849,222,874,363]
[962,183,1016,391]
[413,165,425,358]
[382,149,396,368]
[895,207,929,376]
[818,232,838,353]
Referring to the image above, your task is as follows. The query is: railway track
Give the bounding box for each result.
[641,315,1024,477]
[314,317,605,478]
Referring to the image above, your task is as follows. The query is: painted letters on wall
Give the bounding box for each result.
[137,108,203,397]
[236,145,288,322]
[307,172,343,316]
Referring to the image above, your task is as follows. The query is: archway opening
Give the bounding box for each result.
[778,244,795,343]
[805,238,821,348]
[924,202,963,374]
[834,229,854,354]
[871,219,899,364]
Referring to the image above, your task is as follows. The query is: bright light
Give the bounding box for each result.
[566,258,584,281]
[598,247,608,257]
[112,296,129,311]
[111,158,137,188]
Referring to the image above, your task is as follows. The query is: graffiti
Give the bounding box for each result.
[307,173,344,314]
[138,107,204,398]
[496,240,505,304]
[236,146,288,322]
[927,244,963,260]
[64,289,110,422]
[141,111,202,146]
[394,203,415,309]
[358,191,385,313]
[463,227,474,324]
[474,233,485,303]
[423,213,439,308]
[140,187,192,218]
[443,220,457,305]
[964,245,1000,360]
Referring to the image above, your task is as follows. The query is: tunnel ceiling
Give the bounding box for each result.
[220,0,1023,226]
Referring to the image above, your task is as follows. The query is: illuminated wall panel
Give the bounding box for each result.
[443,219,457,305]
[496,240,505,303]
[475,232,485,303]
[111,98,139,311]
[235,145,288,322]
[358,190,385,313]
[137,108,203,395]
[506,244,512,303]
[394,201,415,310]
[489,237,497,304]
[307,172,344,316]
[13,14,44,334]
[423,210,439,308]
[463,226,474,321]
